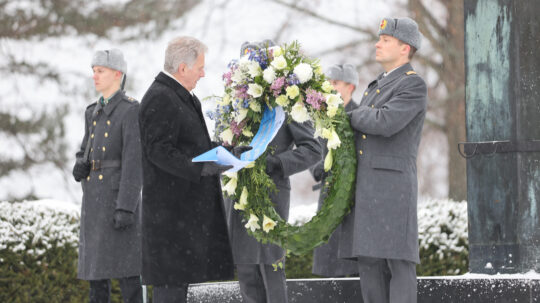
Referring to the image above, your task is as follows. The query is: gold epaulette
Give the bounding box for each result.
[406,71,417,75]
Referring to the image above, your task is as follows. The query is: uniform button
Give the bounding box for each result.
[362,135,367,139]
[93,121,96,126]
[91,133,94,139]
[376,89,380,94]
[364,92,368,96]
[371,105,374,108]
[359,150,363,155]
[90,148,94,152]
[99,174,103,180]
[86,176,90,181]
[104,132,108,138]
[107,120,111,125]
[102,146,106,152]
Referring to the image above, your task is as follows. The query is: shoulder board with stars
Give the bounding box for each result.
[406,71,417,76]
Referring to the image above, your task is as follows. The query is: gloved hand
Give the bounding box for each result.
[312,163,325,182]
[230,145,253,158]
[113,209,135,230]
[201,162,233,176]
[72,159,91,182]
[266,155,283,176]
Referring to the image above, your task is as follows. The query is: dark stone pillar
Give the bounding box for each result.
[464,0,540,273]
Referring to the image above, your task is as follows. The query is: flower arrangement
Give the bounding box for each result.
[209,41,357,260]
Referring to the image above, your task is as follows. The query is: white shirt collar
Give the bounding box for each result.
[383,64,404,77]
[163,70,184,86]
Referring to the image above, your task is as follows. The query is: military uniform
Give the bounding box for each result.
[340,62,427,302]
[75,90,142,282]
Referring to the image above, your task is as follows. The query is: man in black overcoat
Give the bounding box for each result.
[138,36,235,302]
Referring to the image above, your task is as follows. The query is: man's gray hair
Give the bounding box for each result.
[164,36,208,74]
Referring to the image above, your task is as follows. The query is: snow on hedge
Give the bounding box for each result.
[0,200,80,256]
[0,199,468,258]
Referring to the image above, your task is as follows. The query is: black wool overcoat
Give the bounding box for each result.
[138,72,234,286]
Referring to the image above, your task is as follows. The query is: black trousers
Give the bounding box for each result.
[153,284,189,303]
[89,276,142,303]
[236,264,288,303]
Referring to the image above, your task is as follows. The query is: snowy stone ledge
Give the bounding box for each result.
[187,275,540,303]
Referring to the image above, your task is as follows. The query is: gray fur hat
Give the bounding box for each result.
[91,49,127,74]
[378,17,421,50]
[326,64,359,86]
[240,39,277,56]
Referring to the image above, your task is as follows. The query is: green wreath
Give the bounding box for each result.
[211,41,357,260]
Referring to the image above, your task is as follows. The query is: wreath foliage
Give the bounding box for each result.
[210,41,357,257]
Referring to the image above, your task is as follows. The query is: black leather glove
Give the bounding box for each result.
[72,159,91,182]
[201,162,233,176]
[312,164,325,182]
[266,155,283,176]
[113,209,135,230]
[230,145,253,158]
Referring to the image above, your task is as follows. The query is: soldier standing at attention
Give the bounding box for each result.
[340,17,427,303]
[310,63,359,278]
[72,49,143,303]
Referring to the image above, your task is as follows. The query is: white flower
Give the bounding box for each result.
[220,128,234,144]
[247,83,263,98]
[271,55,287,70]
[325,93,344,108]
[222,176,237,196]
[327,105,338,118]
[263,67,276,83]
[293,63,313,83]
[326,129,341,149]
[247,61,262,77]
[291,101,310,123]
[235,108,249,123]
[234,187,249,210]
[322,81,333,93]
[231,69,245,83]
[313,118,323,138]
[324,149,333,172]
[245,213,261,232]
[242,129,254,137]
[286,85,300,99]
[249,100,261,112]
[262,215,277,233]
[275,95,289,107]
[269,46,283,57]
[314,63,323,75]
[218,94,231,106]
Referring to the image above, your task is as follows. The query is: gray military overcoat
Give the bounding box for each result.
[339,63,427,264]
[311,100,359,277]
[224,120,321,265]
[75,90,142,280]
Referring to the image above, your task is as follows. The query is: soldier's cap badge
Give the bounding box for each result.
[380,19,388,30]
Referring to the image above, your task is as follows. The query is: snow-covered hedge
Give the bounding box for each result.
[0,200,79,255]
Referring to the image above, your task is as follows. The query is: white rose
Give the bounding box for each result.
[263,67,276,83]
[262,215,277,233]
[245,213,261,232]
[291,101,310,123]
[269,46,283,57]
[275,95,289,107]
[249,100,261,112]
[247,61,262,77]
[247,83,263,98]
[293,63,313,83]
[325,93,344,107]
[220,128,234,144]
[271,55,287,70]
[326,129,341,149]
[322,81,334,93]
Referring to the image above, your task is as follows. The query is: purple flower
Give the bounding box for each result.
[223,71,232,86]
[271,77,286,96]
[287,74,300,86]
[305,88,325,110]
[235,85,249,99]
[230,120,244,136]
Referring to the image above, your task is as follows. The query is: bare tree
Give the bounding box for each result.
[0,0,199,201]
[269,0,467,201]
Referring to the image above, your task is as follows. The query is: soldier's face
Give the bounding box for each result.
[375,35,411,69]
[329,80,354,103]
[180,53,205,91]
[92,66,121,94]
